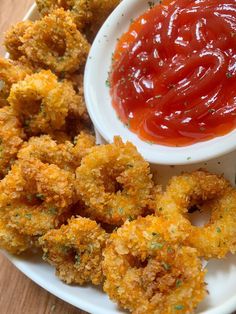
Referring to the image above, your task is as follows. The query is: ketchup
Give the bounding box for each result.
[110,0,236,146]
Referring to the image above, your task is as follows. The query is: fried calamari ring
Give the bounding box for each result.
[0,58,32,107]
[103,216,206,314]
[18,132,95,172]
[4,21,33,59]
[39,216,108,285]
[36,0,92,30]
[20,9,90,74]
[76,137,154,225]
[0,106,25,178]
[155,170,233,258]
[8,70,86,135]
[186,188,236,259]
[0,159,76,210]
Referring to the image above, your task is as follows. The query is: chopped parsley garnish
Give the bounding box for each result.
[174,305,184,310]
[150,242,163,250]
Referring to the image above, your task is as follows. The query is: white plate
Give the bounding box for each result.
[3,3,236,314]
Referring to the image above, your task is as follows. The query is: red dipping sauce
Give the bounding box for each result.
[110,0,236,146]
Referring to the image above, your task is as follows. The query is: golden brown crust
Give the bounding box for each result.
[103,216,206,314]
[4,21,33,59]
[8,70,86,136]
[155,170,235,258]
[76,136,154,225]
[20,9,90,74]
[40,216,108,285]
[0,106,25,178]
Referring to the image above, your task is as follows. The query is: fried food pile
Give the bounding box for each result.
[0,1,236,313]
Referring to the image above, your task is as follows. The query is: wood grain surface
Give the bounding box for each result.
[0,1,86,313]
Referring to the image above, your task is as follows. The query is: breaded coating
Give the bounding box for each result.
[187,188,236,259]
[20,9,90,74]
[76,136,154,225]
[4,21,33,59]
[39,216,108,285]
[0,58,32,107]
[18,132,95,171]
[7,202,73,237]
[0,159,76,209]
[8,70,86,136]
[36,0,93,30]
[0,209,33,255]
[156,170,234,258]
[36,0,120,39]
[103,216,206,314]
[0,106,25,178]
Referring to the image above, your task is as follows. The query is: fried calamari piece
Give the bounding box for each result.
[6,202,73,237]
[36,0,120,39]
[18,132,95,171]
[0,159,76,210]
[76,137,154,225]
[8,70,86,135]
[0,209,33,255]
[156,170,234,258]
[186,188,236,259]
[36,0,92,30]
[4,21,33,59]
[0,58,32,107]
[39,216,108,285]
[20,9,90,74]
[0,106,25,178]
[103,216,206,314]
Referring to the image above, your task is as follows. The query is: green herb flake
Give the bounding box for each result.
[35,193,45,201]
[26,194,33,202]
[48,207,57,215]
[174,305,184,310]
[118,207,124,214]
[23,119,31,128]
[146,140,154,145]
[61,245,69,254]
[148,1,155,9]
[128,215,134,222]
[216,227,221,233]
[75,253,81,266]
[127,164,134,168]
[150,242,163,250]
[105,78,110,87]
[25,213,32,220]
[167,246,174,254]
[226,72,232,79]
[162,262,171,271]
[208,108,215,114]
[176,279,182,287]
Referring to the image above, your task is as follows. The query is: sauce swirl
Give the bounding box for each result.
[110,0,236,146]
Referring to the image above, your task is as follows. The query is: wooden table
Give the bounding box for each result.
[0,1,86,313]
